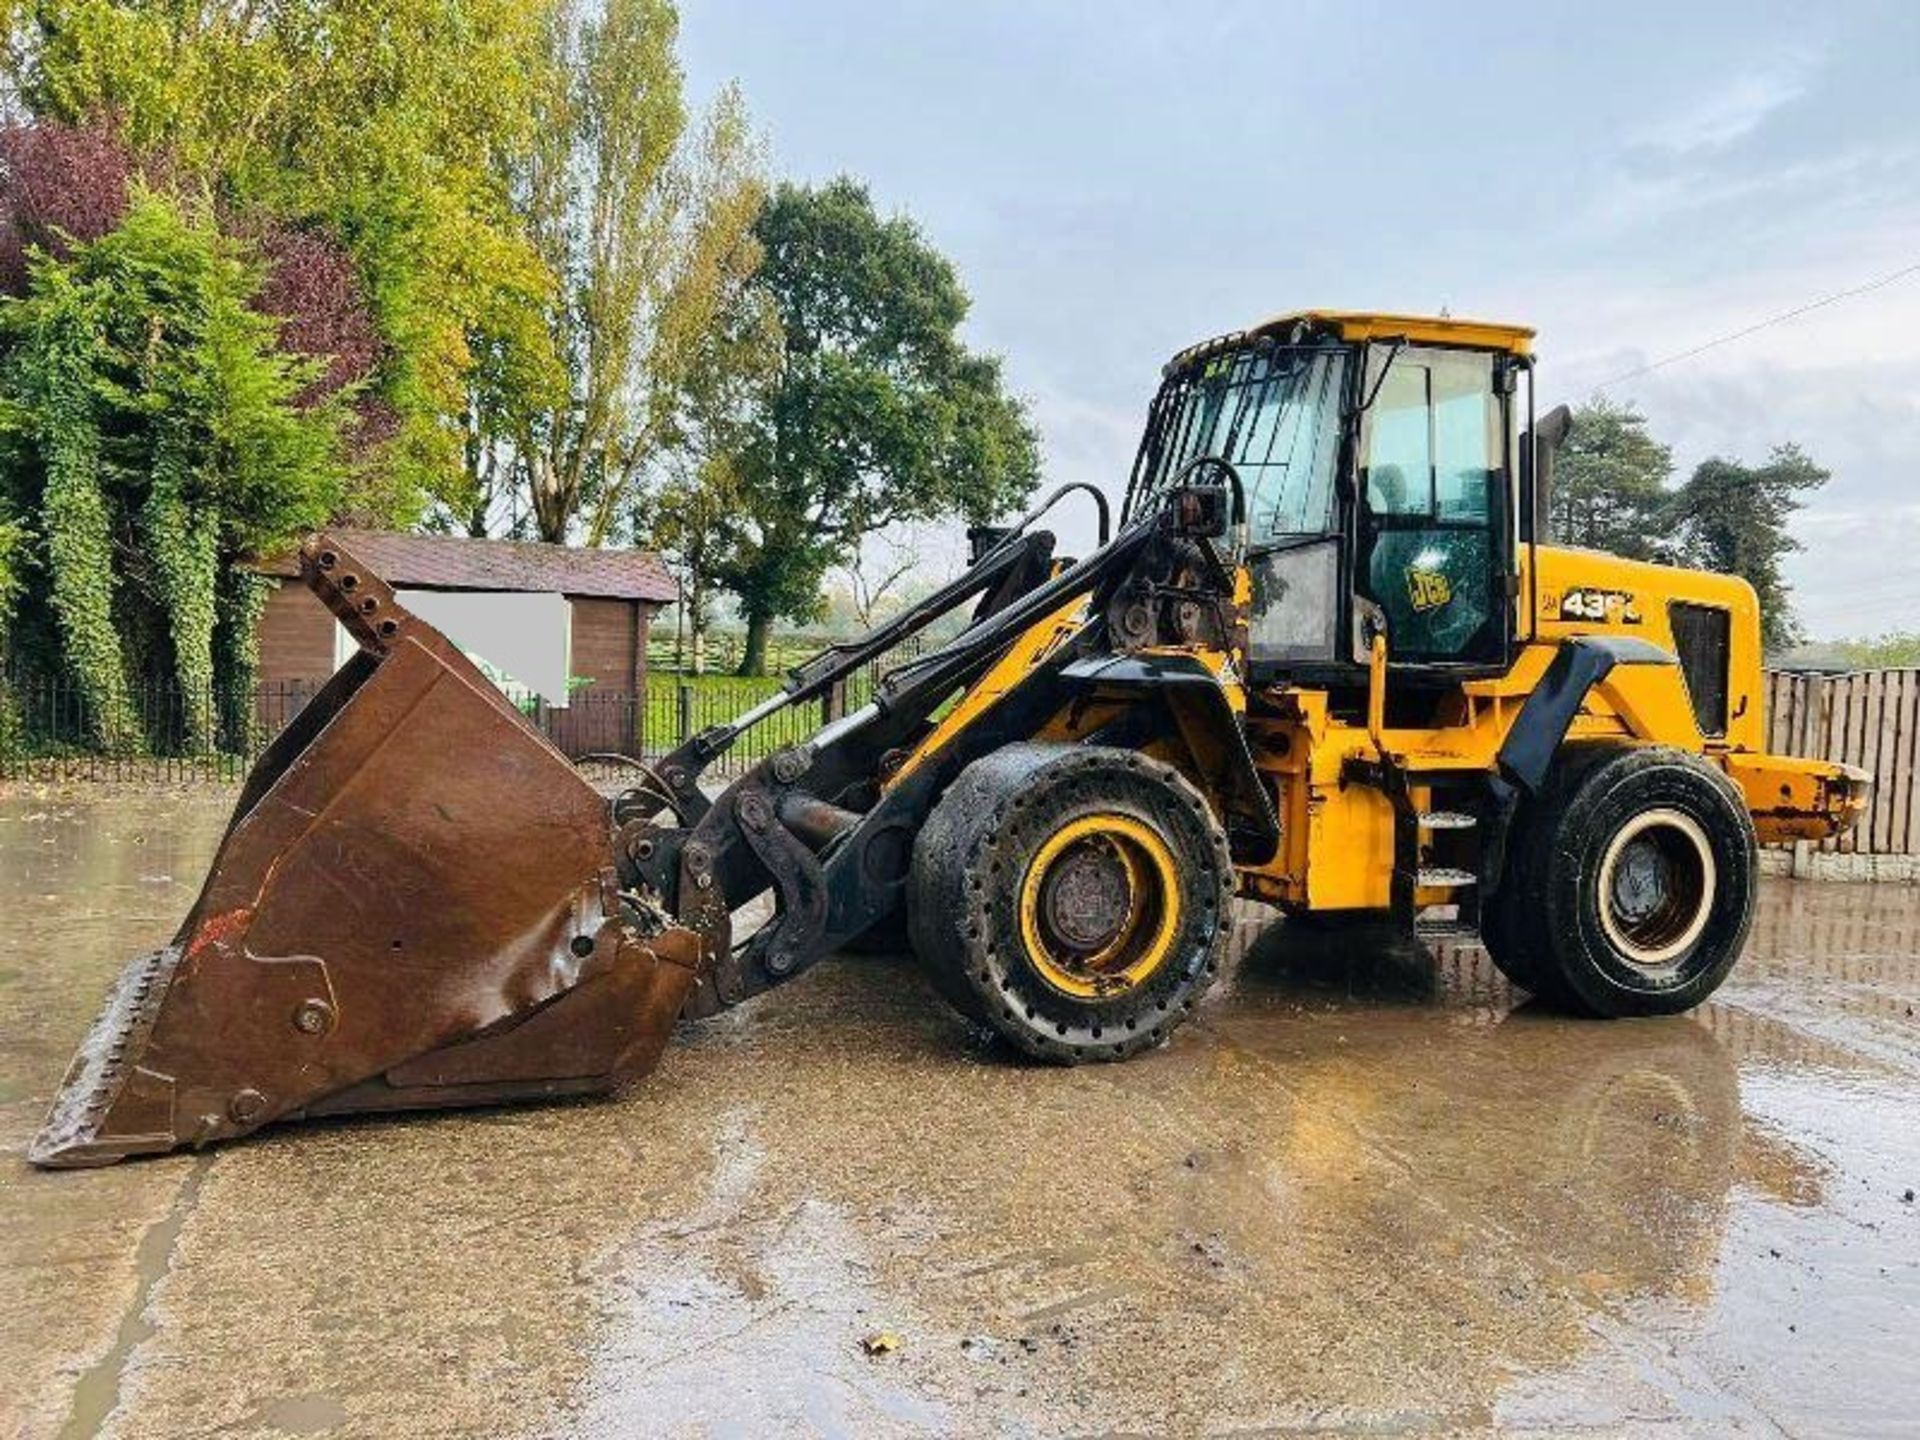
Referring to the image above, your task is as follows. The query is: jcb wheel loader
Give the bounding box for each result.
[32,311,1869,1167]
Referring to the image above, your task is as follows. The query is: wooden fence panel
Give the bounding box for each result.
[1826,674,1853,853]
[1885,670,1906,853]
[1762,667,1920,856]
[1857,674,1880,853]
[1868,671,1890,853]
[1859,677,1876,846]
[1875,672,1900,851]
[1765,671,1790,754]
[1899,669,1920,856]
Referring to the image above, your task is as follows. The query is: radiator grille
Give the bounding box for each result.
[1669,602,1731,736]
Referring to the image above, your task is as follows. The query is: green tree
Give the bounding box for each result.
[477,0,765,545]
[1838,632,1920,668]
[637,172,781,667]
[0,511,23,644]
[1549,397,1673,560]
[1667,444,1828,652]
[0,190,344,749]
[8,0,557,516]
[649,453,744,673]
[700,177,1041,675]
[0,507,23,752]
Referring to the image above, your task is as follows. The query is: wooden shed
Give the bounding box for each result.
[253,530,678,756]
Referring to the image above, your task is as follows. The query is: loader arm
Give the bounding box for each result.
[623,481,1110,826]
[619,516,1166,1015]
[614,485,1242,1019]
[628,524,1061,827]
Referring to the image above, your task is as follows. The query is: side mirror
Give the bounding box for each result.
[1526,404,1574,542]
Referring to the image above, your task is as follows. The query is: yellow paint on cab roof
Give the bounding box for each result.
[1257,310,1535,355]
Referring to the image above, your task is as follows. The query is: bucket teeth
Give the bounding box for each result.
[29,947,182,1168]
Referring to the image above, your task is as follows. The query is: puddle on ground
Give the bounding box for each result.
[1,789,1916,1437]
[254,1392,352,1435]
[0,789,238,1440]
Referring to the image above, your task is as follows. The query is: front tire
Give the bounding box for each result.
[908,743,1233,1062]
[1486,745,1756,1017]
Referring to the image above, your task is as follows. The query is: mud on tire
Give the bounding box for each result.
[1486,744,1756,1017]
[907,743,1234,1062]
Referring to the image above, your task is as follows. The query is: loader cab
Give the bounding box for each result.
[1125,312,1532,685]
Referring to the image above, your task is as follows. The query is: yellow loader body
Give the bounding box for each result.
[33,310,1866,1167]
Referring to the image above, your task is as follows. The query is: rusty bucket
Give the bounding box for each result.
[31,535,712,1167]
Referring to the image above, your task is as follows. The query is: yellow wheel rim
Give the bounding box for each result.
[1017,813,1182,999]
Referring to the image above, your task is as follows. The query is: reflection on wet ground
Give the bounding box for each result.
[1,789,1917,1437]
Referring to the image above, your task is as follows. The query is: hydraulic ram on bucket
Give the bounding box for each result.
[30,534,720,1168]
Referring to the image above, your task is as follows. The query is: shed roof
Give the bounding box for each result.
[256,530,679,604]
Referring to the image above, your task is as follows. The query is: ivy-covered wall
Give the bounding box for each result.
[0,192,347,752]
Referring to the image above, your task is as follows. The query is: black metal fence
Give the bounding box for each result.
[645,629,873,677]
[1,642,920,785]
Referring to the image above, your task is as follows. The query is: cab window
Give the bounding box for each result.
[1239,350,1348,541]
[1130,344,1349,543]
[1358,346,1505,662]
[1364,350,1498,523]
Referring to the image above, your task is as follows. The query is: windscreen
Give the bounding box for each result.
[1126,342,1350,544]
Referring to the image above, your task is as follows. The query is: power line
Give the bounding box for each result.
[1590,260,1920,393]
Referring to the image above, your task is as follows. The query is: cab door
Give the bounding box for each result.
[1354,344,1512,667]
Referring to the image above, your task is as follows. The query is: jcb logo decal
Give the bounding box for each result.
[1407,568,1452,613]
[1556,588,1642,624]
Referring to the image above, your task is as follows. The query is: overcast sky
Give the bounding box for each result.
[681,1,1920,641]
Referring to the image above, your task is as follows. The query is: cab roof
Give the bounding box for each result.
[1266,310,1534,354]
[1166,309,1535,374]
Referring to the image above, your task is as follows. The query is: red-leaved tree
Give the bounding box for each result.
[1,117,384,414]
[0,116,135,293]
[251,221,384,407]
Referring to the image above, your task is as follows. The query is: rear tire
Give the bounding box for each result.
[1482,746,1615,1002]
[908,743,1233,1062]
[1487,745,1755,1017]
[1479,888,1544,995]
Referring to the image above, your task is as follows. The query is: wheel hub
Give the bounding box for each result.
[1597,808,1716,970]
[1016,813,1182,1000]
[1610,838,1669,925]
[1040,843,1132,951]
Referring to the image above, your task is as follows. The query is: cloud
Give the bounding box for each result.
[1567,352,1920,641]
[1583,145,1909,235]
[1577,49,1880,237]
[1629,63,1811,156]
[1786,503,1920,637]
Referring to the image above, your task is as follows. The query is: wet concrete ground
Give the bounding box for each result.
[1,788,1917,1439]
